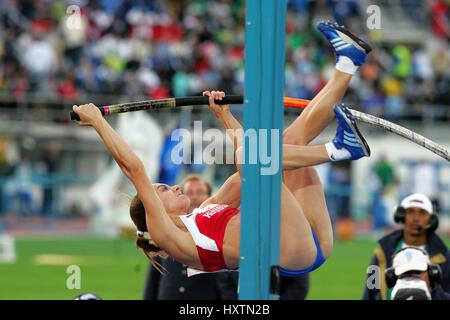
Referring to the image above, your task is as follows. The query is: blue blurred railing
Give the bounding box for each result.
[0,174,98,217]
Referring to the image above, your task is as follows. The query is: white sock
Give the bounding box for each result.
[336,56,358,75]
[325,142,351,161]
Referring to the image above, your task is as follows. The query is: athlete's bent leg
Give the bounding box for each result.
[282,22,371,258]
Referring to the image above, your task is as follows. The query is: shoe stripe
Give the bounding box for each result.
[343,134,358,142]
[336,42,351,48]
[344,136,358,143]
[344,139,360,147]
[335,43,352,51]
[343,131,357,138]
[344,136,359,143]
[344,130,355,136]
[343,139,362,148]
[332,39,345,45]
[332,40,346,47]
[344,131,358,140]
[330,38,342,43]
[333,44,347,50]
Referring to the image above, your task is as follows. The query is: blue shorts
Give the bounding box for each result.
[279,228,326,276]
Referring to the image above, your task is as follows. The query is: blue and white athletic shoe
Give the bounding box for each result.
[332,104,371,160]
[317,21,371,66]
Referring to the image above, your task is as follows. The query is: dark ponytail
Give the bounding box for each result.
[130,195,167,273]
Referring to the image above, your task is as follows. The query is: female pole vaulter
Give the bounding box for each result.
[71,21,371,276]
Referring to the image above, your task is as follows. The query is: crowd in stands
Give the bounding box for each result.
[0,0,449,122]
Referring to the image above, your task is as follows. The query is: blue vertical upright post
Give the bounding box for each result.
[240,0,287,300]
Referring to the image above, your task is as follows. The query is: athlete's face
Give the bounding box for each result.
[153,183,190,214]
[404,207,431,236]
[182,180,210,213]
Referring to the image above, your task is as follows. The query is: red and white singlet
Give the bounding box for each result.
[179,204,239,273]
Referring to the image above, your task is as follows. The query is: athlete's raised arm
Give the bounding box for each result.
[72,104,198,266]
[203,90,243,152]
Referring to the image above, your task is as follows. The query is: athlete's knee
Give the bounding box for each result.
[283,128,308,146]
[315,227,334,259]
[235,146,243,174]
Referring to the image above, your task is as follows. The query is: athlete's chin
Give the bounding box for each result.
[179,194,191,207]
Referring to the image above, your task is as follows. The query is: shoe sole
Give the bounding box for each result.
[337,106,371,157]
[334,25,372,54]
[318,22,372,54]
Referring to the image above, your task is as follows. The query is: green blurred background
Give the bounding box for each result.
[2,237,449,300]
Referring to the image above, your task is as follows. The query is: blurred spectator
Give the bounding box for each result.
[430,41,450,78]
[392,45,412,79]
[16,20,58,90]
[41,143,61,216]
[0,139,15,215]
[370,155,397,230]
[401,0,425,20]
[327,0,361,27]
[60,7,88,68]
[56,71,79,100]
[412,160,440,212]
[382,75,405,120]
[4,153,36,216]
[412,46,433,81]
[371,188,397,231]
[326,162,351,218]
[373,154,396,190]
[429,0,450,40]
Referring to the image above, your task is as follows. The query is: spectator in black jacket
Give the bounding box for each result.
[363,193,450,300]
